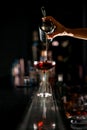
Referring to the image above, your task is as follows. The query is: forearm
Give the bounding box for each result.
[66,28,87,40]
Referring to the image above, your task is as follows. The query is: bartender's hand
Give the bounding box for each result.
[42,16,87,40]
[42,16,67,39]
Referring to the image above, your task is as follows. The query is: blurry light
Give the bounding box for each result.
[61,40,69,47]
[58,74,63,82]
[52,61,56,66]
[42,76,45,81]
[37,93,43,97]
[12,65,20,76]
[45,92,52,97]
[52,123,56,129]
[14,67,19,75]
[37,92,52,97]
[41,50,47,57]
[71,120,73,123]
[38,121,43,127]
[57,55,63,61]
[34,61,38,65]
[33,123,37,130]
[52,40,59,46]
[24,78,27,84]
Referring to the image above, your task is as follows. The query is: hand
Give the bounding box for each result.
[42,16,67,39]
[42,16,87,40]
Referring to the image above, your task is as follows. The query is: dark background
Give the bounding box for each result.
[0,1,87,129]
[0,0,87,77]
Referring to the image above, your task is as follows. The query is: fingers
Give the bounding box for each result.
[46,34,52,39]
[42,16,52,20]
[42,16,55,23]
[42,16,64,28]
[46,32,57,39]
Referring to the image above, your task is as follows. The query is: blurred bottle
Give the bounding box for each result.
[32,30,40,61]
[28,60,38,86]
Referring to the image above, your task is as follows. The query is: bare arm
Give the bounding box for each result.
[42,16,87,40]
[66,28,87,40]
